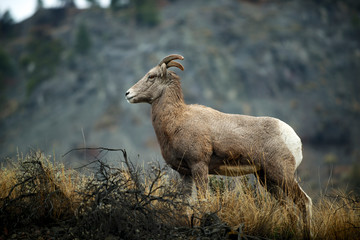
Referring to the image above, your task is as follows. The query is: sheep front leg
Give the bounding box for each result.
[191,162,209,200]
[179,174,194,199]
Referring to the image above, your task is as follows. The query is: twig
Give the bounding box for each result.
[62,147,126,158]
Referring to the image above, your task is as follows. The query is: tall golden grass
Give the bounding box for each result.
[0,150,359,239]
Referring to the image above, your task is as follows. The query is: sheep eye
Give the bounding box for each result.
[148,75,156,80]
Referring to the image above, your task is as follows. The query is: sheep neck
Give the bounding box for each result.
[151,78,185,143]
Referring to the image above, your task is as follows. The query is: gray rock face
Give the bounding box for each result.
[1,1,359,185]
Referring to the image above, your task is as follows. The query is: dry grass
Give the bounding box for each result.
[194,176,360,239]
[1,149,359,239]
[0,151,88,228]
[313,192,360,239]
[199,177,301,238]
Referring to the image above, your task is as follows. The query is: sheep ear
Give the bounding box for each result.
[160,63,167,77]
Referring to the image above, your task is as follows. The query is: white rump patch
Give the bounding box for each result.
[277,120,303,169]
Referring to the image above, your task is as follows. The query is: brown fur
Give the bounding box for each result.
[125,55,312,237]
[150,74,295,186]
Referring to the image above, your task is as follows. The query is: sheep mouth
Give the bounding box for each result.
[126,96,134,103]
[126,94,138,103]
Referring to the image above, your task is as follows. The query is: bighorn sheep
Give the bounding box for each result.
[125,54,312,234]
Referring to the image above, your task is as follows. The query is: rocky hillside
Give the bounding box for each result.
[1,0,359,192]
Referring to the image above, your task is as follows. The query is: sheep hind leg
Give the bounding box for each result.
[258,171,312,238]
[286,180,313,239]
[257,171,286,204]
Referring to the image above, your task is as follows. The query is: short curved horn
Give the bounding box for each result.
[167,61,184,71]
[159,54,184,66]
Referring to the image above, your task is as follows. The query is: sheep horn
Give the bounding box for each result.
[166,61,184,71]
[159,54,184,66]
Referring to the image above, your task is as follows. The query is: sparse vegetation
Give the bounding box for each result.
[86,0,100,8]
[134,0,160,26]
[36,0,44,11]
[0,10,14,35]
[1,149,359,239]
[20,28,63,95]
[58,0,76,8]
[110,0,127,12]
[348,162,360,195]
[0,48,15,105]
[74,23,92,55]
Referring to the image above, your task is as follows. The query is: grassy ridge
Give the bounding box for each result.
[0,150,359,239]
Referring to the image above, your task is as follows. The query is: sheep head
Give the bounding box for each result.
[125,54,184,104]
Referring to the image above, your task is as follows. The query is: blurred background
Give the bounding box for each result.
[0,0,359,197]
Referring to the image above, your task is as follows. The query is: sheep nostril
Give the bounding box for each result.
[125,91,130,96]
